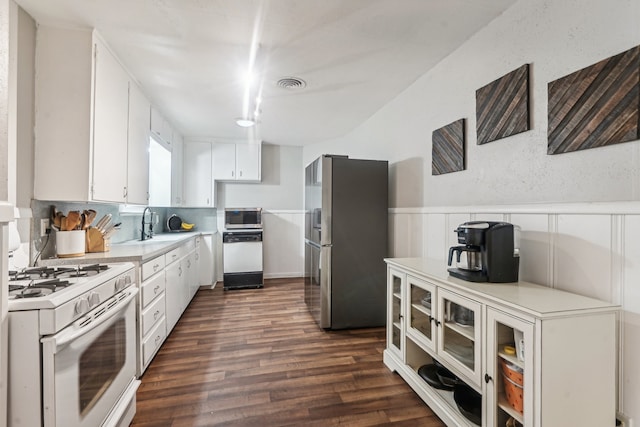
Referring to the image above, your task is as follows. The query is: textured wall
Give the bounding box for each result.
[303,0,640,207]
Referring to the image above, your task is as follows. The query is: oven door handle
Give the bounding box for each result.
[42,288,138,351]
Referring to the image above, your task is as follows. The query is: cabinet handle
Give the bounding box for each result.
[153,264,160,271]
[178,266,182,276]
[231,170,234,178]
[155,335,162,345]
[154,310,160,320]
[154,285,160,294]
[434,319,441,326]
[484,374,492,383]
[123,187,128,198]
[239,170,243,177]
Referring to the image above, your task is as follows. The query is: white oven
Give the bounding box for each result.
[8,263,140,427]
[41,288,137,427]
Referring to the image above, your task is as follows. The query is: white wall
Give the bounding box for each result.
[217,144,303,210]
[304,0,640,208]
[215,144,305,280]
[304,0,640,422]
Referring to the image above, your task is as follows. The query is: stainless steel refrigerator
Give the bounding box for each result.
[304,155,388,329]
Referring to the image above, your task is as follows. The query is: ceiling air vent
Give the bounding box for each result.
[277,77,307,90]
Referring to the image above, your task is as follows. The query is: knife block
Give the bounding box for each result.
[86,227,111,253]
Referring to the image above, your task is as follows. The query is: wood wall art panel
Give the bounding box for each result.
[476,64,530,145]
[548,45,640,155]
[432,119,465,175]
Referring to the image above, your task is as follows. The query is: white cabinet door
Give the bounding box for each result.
[183,142,213,207]
[198,234,215,286]
[437,288,482,387]
[171,133,184,206]
[406,276,437,353]
[486,308,534,427]
[186,251,198,300]
[165,259,184,331]
[126,83,151,205]
[212,143,236,180]
[91,38,129,203]
[236,143,261,181]
[387,268,405,361]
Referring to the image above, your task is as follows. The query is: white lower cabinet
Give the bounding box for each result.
[384,258,618,427]
[138,256,167,374]
[137,237,200,375]
[165,253,186,331]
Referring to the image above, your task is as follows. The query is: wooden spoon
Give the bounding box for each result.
[84,209,97,229]
[66,211,81,231]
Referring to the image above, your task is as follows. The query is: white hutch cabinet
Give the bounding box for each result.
[385,258,618,427]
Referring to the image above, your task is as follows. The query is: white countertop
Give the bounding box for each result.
[385,257,619,318]
[39,231,216,266]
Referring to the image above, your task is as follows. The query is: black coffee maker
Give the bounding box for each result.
[447,221,520,283]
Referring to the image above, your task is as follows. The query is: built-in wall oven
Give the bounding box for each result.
[8,263,139,427]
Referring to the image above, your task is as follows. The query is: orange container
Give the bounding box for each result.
[500,359,523,413]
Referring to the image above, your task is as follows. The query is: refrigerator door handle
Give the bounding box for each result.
[321,244,333,247]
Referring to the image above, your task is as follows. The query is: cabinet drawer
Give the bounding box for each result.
[141,271,166,308]
[142,256,165,281]
[141,293,166,336]
[142,317,167,367]
[165,247,183,265]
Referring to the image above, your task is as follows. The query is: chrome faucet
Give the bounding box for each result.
[141,207,153,241]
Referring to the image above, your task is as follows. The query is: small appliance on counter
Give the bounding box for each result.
[447,221,520,283]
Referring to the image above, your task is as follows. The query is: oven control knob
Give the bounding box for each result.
[88,292,100,307]
[115,277,126,292]
[75,297,90,315]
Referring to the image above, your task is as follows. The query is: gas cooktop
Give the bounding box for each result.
[7,262,135,310]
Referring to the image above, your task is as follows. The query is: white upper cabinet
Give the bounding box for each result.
[211,143,235,180]
[150,107,174,148]
[33,27,147,204]
[92,37,129,203]
[126,83,151,205]
[183,141,215,207]
[212,141,262,182]
[235,143,261,181]
[171,133,184,206]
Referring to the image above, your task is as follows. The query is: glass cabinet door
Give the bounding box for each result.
[437,288,482,386]
[406,276,436,352]
[486,308,534,427]
[387,268,405,359]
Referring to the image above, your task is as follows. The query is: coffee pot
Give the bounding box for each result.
[447,221,520,283]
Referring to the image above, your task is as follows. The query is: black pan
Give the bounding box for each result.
[167,214,182,231]
[417,364,454,391]
[453,383,482,426]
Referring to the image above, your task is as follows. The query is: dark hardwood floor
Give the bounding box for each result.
[131,278,446,427]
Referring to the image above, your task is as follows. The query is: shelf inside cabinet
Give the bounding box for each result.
[498,394,524,424]
[393,292,401,299]
[444,320,475,341]
[498,350,524,370]
[412,303,432,317]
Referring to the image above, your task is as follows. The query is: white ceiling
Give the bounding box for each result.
[15,0,516,146]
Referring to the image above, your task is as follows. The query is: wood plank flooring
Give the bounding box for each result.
[131,278,446,427]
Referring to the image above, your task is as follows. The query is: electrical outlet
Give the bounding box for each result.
[40,219,50,236]
[617,412,632,427]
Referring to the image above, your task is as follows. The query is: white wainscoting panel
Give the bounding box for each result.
[425,214,447,262]
[262,211,304,279]
[510,213,552,287]
[555,214,612,302]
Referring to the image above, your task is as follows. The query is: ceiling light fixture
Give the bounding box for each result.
[235,118,256,128]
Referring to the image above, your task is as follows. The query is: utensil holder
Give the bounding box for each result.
[56,230,86,258]
[85,227,111,253]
